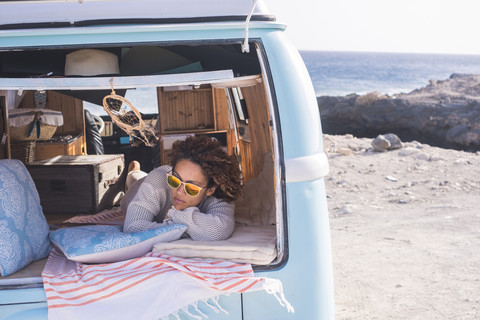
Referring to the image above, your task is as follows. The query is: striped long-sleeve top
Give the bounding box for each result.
[122,165,235,241]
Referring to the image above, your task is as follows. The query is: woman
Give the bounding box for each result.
[122,135,242,241]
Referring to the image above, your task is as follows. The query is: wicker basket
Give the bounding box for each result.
[10,141,36,164]
[8,108,63,142]
[9,124,58,142]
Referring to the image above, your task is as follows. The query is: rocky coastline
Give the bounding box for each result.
[317,73,480,152]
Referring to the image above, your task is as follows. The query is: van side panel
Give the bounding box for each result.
[0,288,48,319]
[242,32,335,318]
[0,303,48,320]
[0,290,243,319]
[0,287,46,305]
[243,181,334,319]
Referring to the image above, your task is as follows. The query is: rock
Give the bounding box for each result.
[317,74,480,152]
[446,125,470,145]
[454,158,469,164]
[371,133,403,152]
[338,147,354,156]
[371,135,391,152]
[332,204,356,215]
[398,147,422,156]
[429,154,444,161]
[384,133,403,149]
[415,153,430,161]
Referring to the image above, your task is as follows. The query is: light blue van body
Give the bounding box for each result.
[0,1,333,319]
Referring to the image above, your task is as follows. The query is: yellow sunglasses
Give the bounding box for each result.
[166,173,205,197]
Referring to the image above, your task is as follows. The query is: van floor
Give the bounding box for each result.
[1,258,46,282]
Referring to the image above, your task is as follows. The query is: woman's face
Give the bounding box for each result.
[170,159,215,210]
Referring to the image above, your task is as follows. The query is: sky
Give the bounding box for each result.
[263,0,480,55]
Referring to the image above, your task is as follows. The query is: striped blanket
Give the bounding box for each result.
[62,207,124,225]
[42,248,293,320]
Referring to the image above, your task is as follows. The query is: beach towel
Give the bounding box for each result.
[42,248,293,320]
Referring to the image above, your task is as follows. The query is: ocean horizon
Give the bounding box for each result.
[300,50,480,97]
[86,50,480,115]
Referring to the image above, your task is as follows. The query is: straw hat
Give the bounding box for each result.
[65,49,120,76]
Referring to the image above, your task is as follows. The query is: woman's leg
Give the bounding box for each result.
[125,161,148,191]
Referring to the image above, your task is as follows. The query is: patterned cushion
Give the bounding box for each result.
[0,159,52,277]
[49,224,187,264]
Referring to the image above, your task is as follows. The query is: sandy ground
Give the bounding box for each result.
[324,134,480,320]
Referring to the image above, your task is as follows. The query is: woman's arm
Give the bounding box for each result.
[166,198,235,241]
[123,167,172,233]
[124,202,167,232]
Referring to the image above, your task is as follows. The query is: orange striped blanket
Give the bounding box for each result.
[42,248,293,319]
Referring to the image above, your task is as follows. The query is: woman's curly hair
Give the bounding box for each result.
[169,135,242,202]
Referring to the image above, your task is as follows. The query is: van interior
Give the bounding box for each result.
[0,43,285,285]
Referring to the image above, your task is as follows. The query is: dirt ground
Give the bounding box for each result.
[324,134,480,320]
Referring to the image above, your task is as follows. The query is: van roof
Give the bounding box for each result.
[0,0,275,29]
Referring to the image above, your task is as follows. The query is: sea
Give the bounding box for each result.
[300,50,480,97]
[86,50,480,115]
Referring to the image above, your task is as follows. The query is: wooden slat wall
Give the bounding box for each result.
[46,91,84,136]
[17,91,85,136]
[213,88,230,130]
[157,88,215,133]
[240,82,273,181]
[16,91,34,108]
[239,140,254,181]
[16,90,86,156]
[213,88,236,157]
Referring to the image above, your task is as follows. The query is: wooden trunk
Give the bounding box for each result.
[27,154,124,214]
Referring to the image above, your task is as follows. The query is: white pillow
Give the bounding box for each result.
[49,224,187,264]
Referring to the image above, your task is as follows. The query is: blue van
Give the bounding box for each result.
[0,1,333,319]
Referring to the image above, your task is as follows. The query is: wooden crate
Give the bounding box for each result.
[27,154,124,214]
[35,134,85,161]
